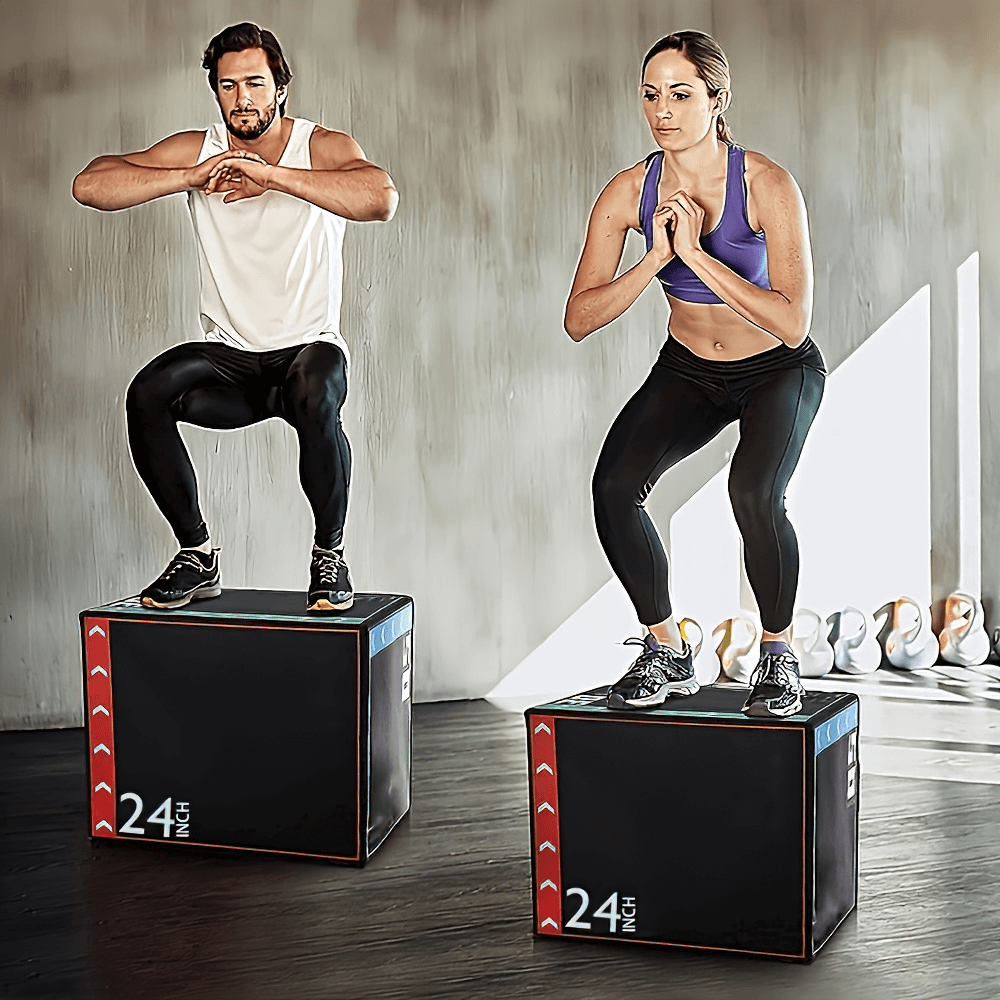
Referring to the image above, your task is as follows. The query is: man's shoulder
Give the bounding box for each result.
[297,120,347,139]
[301,122,369,168]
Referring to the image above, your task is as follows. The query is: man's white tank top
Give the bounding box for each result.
[187,118,350,364]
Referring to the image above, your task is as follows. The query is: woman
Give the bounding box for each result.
[564,31,825,718]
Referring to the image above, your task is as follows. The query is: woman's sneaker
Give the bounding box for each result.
[742,643,805,717]
[607,635,699,709]
[308,547,354,612]
[140,549,221,609]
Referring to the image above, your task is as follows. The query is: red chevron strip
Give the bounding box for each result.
[530,714,562,935]
[84,618,116,838]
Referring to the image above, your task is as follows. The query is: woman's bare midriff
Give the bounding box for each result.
[665,296,785,360]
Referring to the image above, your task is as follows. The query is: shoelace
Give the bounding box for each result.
[749,650,799,688]
[313,548,344,585]
[163,551,210,578]
[623,637,688,680]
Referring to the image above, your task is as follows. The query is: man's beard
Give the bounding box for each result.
[225,98,278,141]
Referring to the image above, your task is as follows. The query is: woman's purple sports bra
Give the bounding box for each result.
[640,143,770,304]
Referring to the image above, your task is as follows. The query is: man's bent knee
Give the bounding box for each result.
[126,348,194,419]
[287,347,348,421]
[125,365,164,418]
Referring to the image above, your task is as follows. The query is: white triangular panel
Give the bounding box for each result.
[791,285,931,614]
[486,577,640,713]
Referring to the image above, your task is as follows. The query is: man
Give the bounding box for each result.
[73,22,398,612]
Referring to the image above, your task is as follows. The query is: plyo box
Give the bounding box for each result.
[82,589,413,866]
[526,686,859,961]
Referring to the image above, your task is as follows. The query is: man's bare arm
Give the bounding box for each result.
[207,128,398,221]
[72,132,222,211]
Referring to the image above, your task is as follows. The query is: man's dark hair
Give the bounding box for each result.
[202,23,293,115]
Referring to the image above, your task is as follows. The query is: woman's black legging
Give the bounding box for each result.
[125,340,350,550]
[592,336,825,634]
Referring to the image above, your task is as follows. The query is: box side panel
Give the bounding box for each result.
[367,603,413,857]
[813,701,860,952]
[83,617,116,838]
[109,619,361,860]
[555,715,806,958]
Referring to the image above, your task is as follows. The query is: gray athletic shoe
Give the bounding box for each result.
[607,635,699,709]
[742,646,805,718]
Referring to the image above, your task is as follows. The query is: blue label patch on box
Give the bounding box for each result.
[370,605,412,658]
[814,703,858,754]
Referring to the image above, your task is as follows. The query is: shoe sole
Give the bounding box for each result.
[141,582,222,610]
[307,596,355,613]
[741,695,803,718]
[608,678,701,710]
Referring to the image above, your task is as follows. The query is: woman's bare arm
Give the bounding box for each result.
[564,166,674,342]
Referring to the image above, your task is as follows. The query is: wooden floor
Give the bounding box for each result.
[3,694,1000,999]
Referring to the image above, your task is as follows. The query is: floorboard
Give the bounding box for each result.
[3,700,999,999]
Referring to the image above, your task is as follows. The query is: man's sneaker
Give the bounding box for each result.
[742,643,805,718]
[308,547,354,612]
[140,549,221,610]
[607,634,699,709]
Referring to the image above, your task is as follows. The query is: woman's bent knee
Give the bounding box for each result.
[729,479,781,533]
[593,465,645,520]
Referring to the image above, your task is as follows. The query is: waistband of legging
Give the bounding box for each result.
[657,335,826,379]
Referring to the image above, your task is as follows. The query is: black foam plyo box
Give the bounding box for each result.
[82,589,413,865]
[526,686,859,961]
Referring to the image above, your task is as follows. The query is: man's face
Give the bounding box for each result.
[215,47,285,141]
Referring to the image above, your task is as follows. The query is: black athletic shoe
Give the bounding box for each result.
[607,635,699,709]
[742,646,805,718]
[140,549,221,610]
[307,547,354,612]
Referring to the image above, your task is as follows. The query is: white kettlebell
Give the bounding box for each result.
[938,592,991,667]
[712,615,760,684]
[680,617,722,686]
[678,617,704,660]
[884,597,939,670]
[827,607,881,675]
[791,608,834,678]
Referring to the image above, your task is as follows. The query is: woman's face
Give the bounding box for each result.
[641,49,725,151]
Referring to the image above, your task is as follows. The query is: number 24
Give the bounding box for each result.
[565,888,620,933]
[119,792,174,838]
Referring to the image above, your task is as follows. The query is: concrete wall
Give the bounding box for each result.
[2,0,997,727]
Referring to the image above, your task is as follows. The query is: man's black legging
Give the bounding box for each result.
[126,340,350,551]
[593,336,825,635]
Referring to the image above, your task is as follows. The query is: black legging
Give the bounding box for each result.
[126,341,350,550]
[592,336,825,634]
